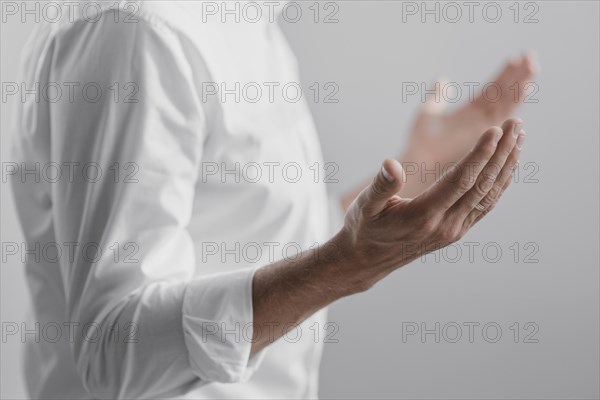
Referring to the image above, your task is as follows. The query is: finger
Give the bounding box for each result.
[501,53,537,96]
[523,51,540,76]
[496,53,537,89]
[465,130,525,227]
[473,166,514,224]
[476,53,538,117]
[419,126,501,211]
[495,57,522,87]
[423,78,450,114]
[517,52,539,79]
[359,159,406,217]
[506,54,538,105]
[450,118,522,218]
[471,163,515,225]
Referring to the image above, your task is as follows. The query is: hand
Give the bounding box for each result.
[252,119,523,354]
[399,54,537,197]
[338,118,525,292]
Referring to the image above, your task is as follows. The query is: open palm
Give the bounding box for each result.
[399,53,538,197]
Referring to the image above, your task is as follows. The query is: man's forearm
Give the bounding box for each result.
[250,230,359,356]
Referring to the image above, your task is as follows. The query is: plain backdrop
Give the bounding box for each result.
[1,1,599,398]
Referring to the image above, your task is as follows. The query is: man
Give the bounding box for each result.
[10,1,534,398]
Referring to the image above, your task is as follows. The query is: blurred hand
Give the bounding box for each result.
[338,119,525,292]
[398,53,537,197]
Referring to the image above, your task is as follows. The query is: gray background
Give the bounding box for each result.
[2,1,599,398]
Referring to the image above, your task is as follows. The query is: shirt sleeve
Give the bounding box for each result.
[44,10,265,399]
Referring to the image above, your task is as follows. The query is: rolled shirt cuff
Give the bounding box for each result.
[181,267,267,383]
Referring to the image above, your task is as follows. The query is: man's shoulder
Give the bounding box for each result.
[33,1,202,45]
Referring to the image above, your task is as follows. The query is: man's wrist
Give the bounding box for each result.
[317,228,376,298]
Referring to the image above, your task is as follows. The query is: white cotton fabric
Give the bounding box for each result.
[10,1,340,398]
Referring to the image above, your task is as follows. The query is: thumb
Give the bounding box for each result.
[362,159,405,217]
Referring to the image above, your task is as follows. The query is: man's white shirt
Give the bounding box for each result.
[10,1,341,398]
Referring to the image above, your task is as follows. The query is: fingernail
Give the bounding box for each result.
[382,165,395,182]
[513,122,522,138]
[516,131,526,150]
